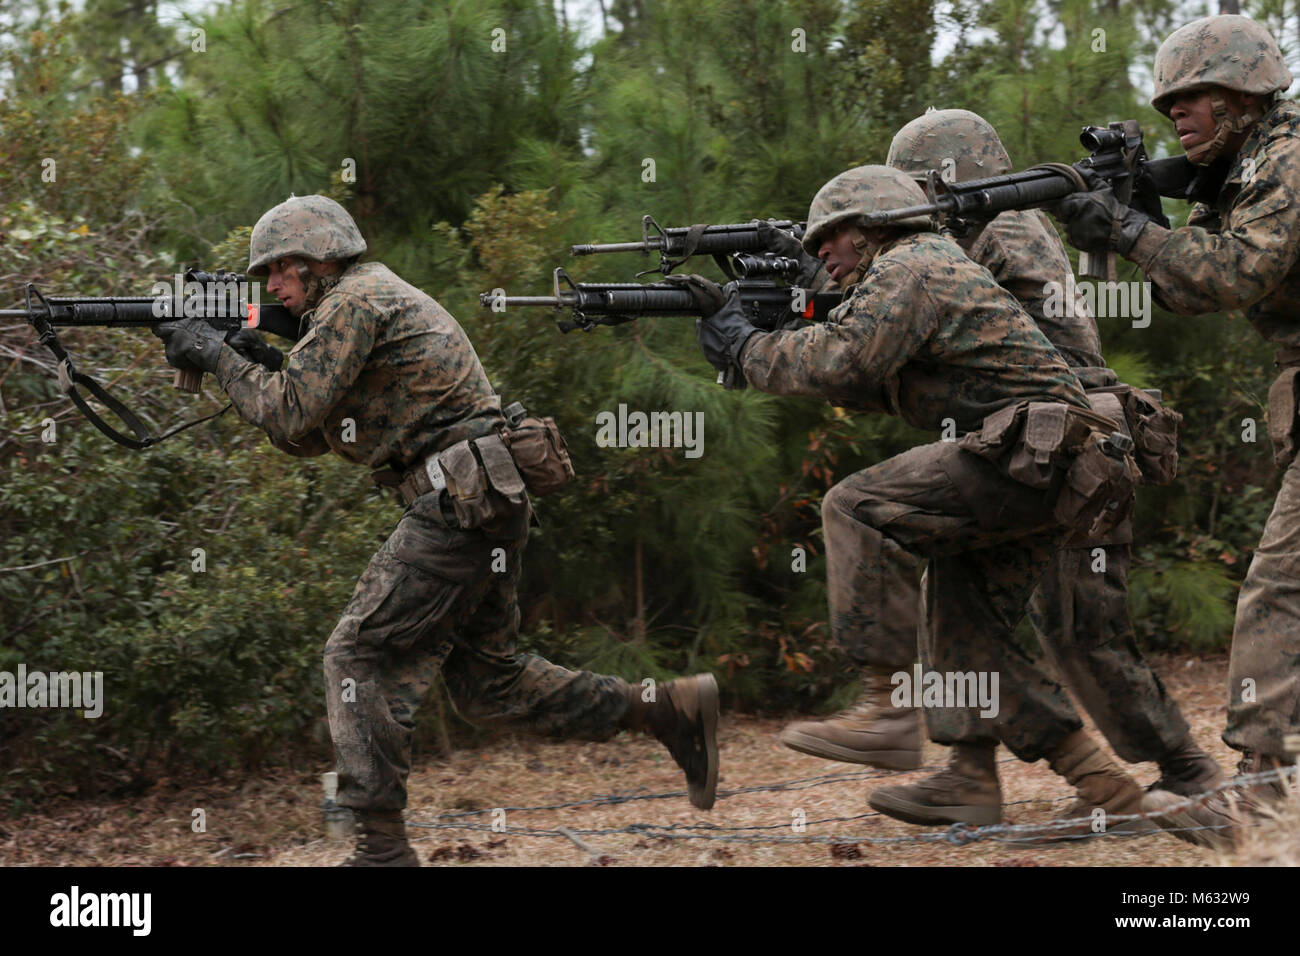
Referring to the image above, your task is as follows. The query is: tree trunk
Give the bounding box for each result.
[633,534,646,643]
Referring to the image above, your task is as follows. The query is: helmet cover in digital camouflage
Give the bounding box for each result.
[1151,14,1292,115]
[247,195,367,277]
[802,164,931,256]
[887,108,1013,184]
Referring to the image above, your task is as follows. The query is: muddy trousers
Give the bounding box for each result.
[827,440,1189,762]
[1023,544,1189,763]
[821,440,1080,762]
[324,492,630,811]
[1224,451,1300,757]
[924,543,1190,761]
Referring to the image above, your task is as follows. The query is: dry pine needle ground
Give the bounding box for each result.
[1,653,1294,867]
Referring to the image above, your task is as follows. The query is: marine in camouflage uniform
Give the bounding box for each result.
[781,109,1223,814]
[692,165,1147,826]
[1053,14,1300,848]
[154,195,720,866]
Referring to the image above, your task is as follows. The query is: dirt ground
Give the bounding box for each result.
[2,651,1296,867]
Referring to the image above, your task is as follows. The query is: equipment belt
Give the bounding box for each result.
[372,453,447,506]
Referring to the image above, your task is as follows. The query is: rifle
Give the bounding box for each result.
[480,267,841,387]
[861,129,1199,229]
[862,121,1223,279]
[2,269,300,450]
[480,266,840,335]
[567,122,1222,280]
[571,216,807,277]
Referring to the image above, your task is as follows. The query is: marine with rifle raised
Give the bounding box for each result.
[148,194,721,866]
[1047,13,1300,849]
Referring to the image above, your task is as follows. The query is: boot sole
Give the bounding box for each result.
[1147,808,1238,852]
[779,730,921,770]
[868,789,1002,827]
[691,674,720,811]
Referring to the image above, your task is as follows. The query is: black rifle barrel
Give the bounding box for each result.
[864,167,1077,226]
[572,220,800,257]
[1,297,301,340]
[3,297,224,326]
[599,287,700,314]
[478,286,699,315]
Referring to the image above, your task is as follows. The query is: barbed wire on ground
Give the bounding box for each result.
[407,763,1298,850]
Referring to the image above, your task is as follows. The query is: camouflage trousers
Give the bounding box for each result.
[1225,450,1300,757]
[1024,544,1188,763]
[827,442,1190,762]
[324,491,630,811]
[822,440,1081,762]
[924,543,1190,761]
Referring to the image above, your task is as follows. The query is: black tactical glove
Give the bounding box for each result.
[695,286,759,389]
[754,218,805,258]
[754,219,824,287]
[153,318,226,374]
[663,273,727,314]
[225,328,284,371]
[1049,182,1153,256]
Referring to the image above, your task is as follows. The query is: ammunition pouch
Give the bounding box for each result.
[957,400,1140,538]
[500,413,576,497]
[371,433,528,530]
[1087,384,1182,485]
[1268,351,1300,467]
[1052,432,1141,538]
[371,401,574,526]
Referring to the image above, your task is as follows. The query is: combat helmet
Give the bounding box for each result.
[801,165,931,256]
[247,195,367,277]
[1151,15,1293,163]
[887,108,1013,184]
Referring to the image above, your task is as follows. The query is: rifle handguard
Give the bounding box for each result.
[1030,162,1113,280]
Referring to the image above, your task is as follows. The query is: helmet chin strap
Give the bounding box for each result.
[301,262,350,311]
[1185,93,1265,166]
[843,225,887,288]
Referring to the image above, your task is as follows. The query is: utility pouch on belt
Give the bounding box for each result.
[957,402,1090,489]
[956,400,1025,464]
[1088,384,1181,485]
[440,439,495,529]
[1007,402,1071,489]
[958,400,1139,537]
[372,431,530,526]
[1268,366,1300,467]
[500,401,575,496]
[1053,432,1141,536]
[474,434,526,502]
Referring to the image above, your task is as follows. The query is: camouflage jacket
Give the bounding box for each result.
[962,209,1116,389]
[1129,100,1300,346]
[215,261,502,469]
[739,231,1090,434]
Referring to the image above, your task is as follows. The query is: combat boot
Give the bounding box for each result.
[868,742,1002,826]
[1149,738,1226,797]
[1044,729,1152,837]
[778,666,921,769]
[340,810,420,867]
[1141,750,1293,851]
[622,674,719,810]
